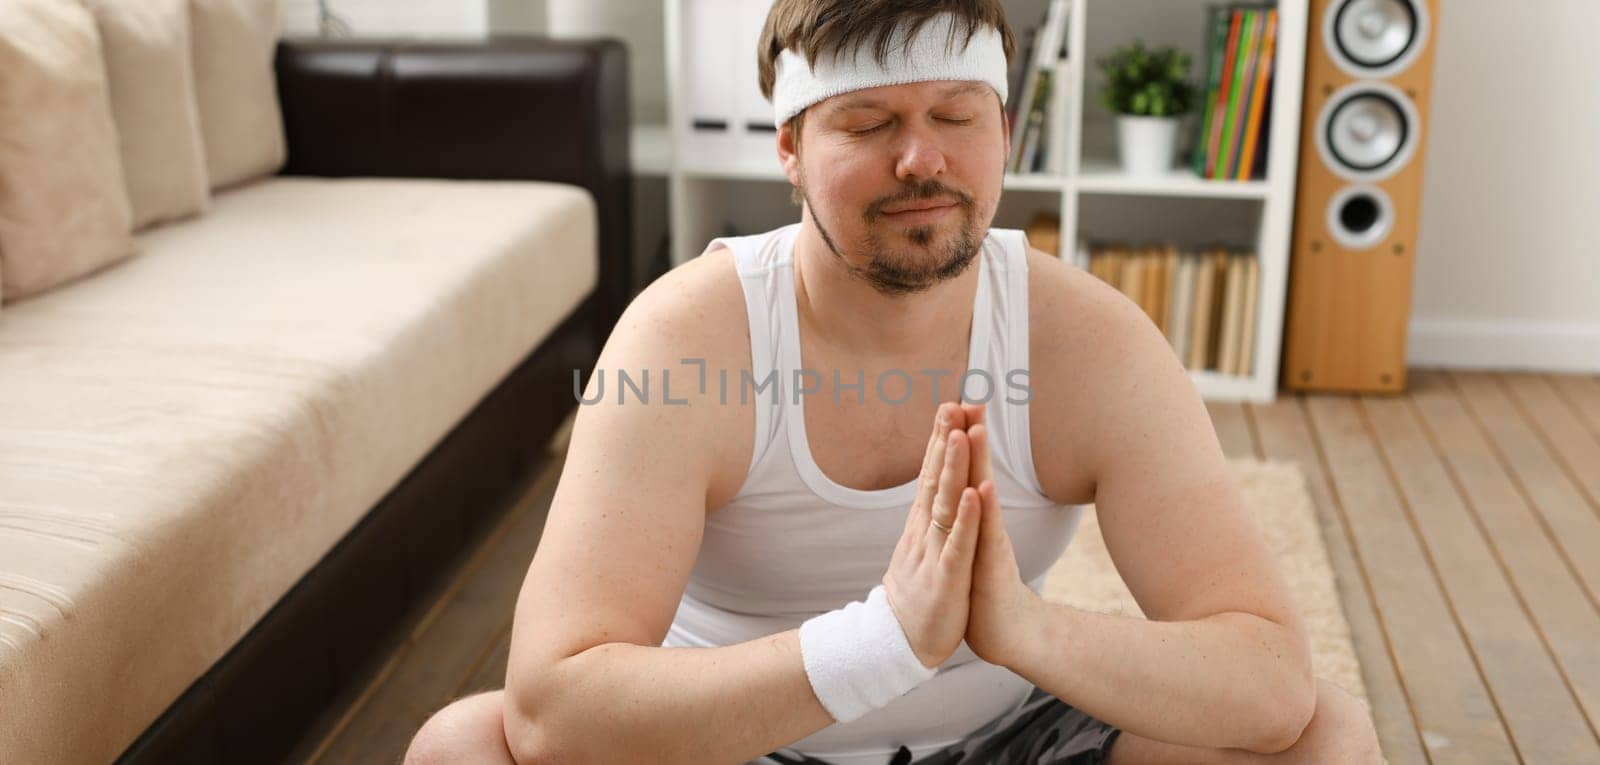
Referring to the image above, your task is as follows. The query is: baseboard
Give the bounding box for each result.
[1408,317,1600,373]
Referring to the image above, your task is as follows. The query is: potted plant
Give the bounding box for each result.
[1097,41,1196,175]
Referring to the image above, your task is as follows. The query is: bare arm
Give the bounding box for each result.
[497,252,834,764]
[1012,258,1316,753]
[520,633,834,764]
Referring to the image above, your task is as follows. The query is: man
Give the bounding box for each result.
[405,1,1383,763]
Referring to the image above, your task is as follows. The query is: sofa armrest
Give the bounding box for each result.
[274,36,632,326]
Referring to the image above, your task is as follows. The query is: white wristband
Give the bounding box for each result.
[797,583,940,724]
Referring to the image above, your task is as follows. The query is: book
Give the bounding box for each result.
[1044,50,1071,174]
[1222,10,1262,179]
[1208,251,1230,369]
[1217,254,1246,374]
[1145,249,1171,326]
[1237,9,1278,180]
[1170,255,1195,364]
[1235,255,1260,375]
[1006,25,1037,129]
[1157,245,1179,335]
[1215,9,1258,179]
[1121,250,1144,307]
[1193,6,1230,176]
[1187,251,1217,369]
[1204,10,1243,179]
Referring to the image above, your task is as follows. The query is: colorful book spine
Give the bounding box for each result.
[1193,6,1229,176]
[1237,9,1278,180]
[1204,10,1243,179]
[1215,9,1257,179]
[1223,10,1263,179]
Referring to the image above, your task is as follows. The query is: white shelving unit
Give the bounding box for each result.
[660,0,1307,403]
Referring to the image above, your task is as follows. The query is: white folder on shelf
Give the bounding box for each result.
[682,0,739,167]
[735,0,781,172]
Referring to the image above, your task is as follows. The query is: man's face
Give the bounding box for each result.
[779,79,1010,297]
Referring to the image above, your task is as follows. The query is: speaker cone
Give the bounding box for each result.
[1315,82,1420,182]
[1323,0,1430,78]
[1334,0,1417,68]
[1327,91,1407,171]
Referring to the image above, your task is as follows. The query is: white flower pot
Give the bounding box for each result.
[1116,115,1181,176]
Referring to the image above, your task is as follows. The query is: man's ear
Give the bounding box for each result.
[999,105,1011,164]
[777,119,802,187]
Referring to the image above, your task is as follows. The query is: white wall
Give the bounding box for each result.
[283,0,490,37]
[1407,0,1600,372]
[544,0,667,124]
[489,0,546,34]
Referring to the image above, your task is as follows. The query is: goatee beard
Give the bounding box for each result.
[801,178,983,297]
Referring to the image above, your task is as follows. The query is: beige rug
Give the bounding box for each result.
[1041,458,1371,712]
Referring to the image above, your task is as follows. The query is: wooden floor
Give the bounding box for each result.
[290,368,1600,764]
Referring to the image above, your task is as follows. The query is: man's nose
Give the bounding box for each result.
[894,122,948,181]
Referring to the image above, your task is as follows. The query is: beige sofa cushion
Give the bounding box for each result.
[189,0,287,190]
[89,0,211,230]
[0,176,598,762]
[0,0,137,303]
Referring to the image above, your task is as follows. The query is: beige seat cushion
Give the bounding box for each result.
[0,176,598,763]
[88,0,211,230]
[189,0,287,190]
[0,0,137,303]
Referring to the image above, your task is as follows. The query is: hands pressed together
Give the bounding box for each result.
[882,401,1045,673]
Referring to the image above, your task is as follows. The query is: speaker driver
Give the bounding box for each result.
[1325,185,1394,250]
[1315,82,1420,182]
[1323,0,1429,78]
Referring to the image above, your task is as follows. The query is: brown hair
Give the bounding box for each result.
[757,0,1017,101]
[758,0,1017,147]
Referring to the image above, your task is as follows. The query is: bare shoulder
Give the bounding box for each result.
[622,242,743,341]
[1024,247,1172,503]
[597,242,756,511]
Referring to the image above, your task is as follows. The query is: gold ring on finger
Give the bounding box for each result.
[930,518,953,534]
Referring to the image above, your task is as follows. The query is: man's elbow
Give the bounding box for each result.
[503,680,567,765]
[1251,669,1318,754]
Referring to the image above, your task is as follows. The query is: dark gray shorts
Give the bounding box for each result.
[765,685,1123,764]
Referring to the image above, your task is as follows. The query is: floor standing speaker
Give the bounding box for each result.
[1282,0,1439,393]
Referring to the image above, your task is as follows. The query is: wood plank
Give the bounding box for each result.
[309,458,562,764]
[1545,372,1600,441]
[1207,401,1258,459]
[1506,373,1600,514]
[1448,372,1600,608]
[454,621,514,699]
[1247,396,1428,764]
[1409,370,1600,745]
[1304,392,1517,763]
[1363,379,1600,761]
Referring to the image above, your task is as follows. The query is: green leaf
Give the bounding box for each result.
[1095,39,1197,116]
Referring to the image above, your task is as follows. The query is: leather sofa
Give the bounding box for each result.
[0,36,630,764]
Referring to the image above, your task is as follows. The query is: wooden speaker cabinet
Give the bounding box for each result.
[1282,0,1439,393]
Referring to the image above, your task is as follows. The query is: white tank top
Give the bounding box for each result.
[662,223,1087,764]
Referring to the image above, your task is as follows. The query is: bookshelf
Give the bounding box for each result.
[661,0,1307,403]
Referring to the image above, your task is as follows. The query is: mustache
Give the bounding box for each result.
[863,179,975,222]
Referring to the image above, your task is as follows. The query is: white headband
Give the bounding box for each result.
[770,12,1009,126]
